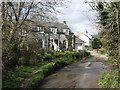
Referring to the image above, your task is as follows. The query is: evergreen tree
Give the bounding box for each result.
[92,38,102,49]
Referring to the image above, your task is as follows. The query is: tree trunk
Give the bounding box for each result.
[118,2,120,58]
[117,2,120,85]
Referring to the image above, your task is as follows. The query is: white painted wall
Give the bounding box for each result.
[79,34,90,46]
[52,39,59,51]
[75,43,84,51]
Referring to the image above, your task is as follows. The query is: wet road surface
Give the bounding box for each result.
[39,51,111,88]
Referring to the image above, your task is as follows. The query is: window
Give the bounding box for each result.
[38,39,43,48]
[63,29,66,33]
[63,29,69,35]
[55,39,58,45]
[52,28,57,34]
[20,29,27,36]
[50,28,53,32]
[37,26,44,33]
[63,40,66,48]
[80,43,82,46]
[37,27,40,31]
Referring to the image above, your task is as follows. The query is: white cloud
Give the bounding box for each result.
[56,1,98,35]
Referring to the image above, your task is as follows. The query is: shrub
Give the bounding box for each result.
[85,46,92,50]
[92,38,102,49]
[18,57,26,66]
[39,48,45,56]
[7,41,21,67]
[44,54,53,61]
[19,47,32,65]
[29,55,37,64]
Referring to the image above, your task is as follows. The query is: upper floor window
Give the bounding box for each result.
[37,27,40,31]
[51,27,57,34]
[20,29,27,36]
[63,29,69,35]
[37,26,44,33]
[50,28,53,32]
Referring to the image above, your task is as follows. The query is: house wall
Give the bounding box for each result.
[79,34,91,46]
[53,39,59,51]
[75,43,84,51]
[28,22,74,52]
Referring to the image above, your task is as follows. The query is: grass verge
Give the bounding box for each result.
[99,57,120,88]
[99,70,120,88]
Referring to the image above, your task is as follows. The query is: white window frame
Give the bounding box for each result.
[37,26,44,33]
[52,28,57,34]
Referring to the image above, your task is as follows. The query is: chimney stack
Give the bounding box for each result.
[86,31,88,33]
[63,21,67,25]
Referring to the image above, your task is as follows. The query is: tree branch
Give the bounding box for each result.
[8,2,18,21]
[18,2,33,28]
[17,2,25,21]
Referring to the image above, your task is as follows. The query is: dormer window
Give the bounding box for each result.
[51,27,57,34]
[37,27,40,31]
[20,29,27,36]
[37,26,44,33]
[63,29,69,35]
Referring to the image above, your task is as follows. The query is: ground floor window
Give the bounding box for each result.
[55,39,58,45]
[38,39,43,48]
[63,40,66,48]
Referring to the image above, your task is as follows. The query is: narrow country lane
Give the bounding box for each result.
[38,51,111,88]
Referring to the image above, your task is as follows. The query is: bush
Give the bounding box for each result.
[92,38,102,49]
[85,46,93,50]
[29,55,37,64]
[7,41,21,67]
[18,57,26,66]
[39,48,45,56]
[44,54,53,61]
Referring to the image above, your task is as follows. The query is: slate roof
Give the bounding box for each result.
[75,36,84,43]
[36,21,69,29]
[26,19,73,34]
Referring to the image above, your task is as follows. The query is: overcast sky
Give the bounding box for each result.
[56,0,98,35]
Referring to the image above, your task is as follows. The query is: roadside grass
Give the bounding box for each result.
[98,50,107,55]
[93,49,107,55]
[27,63,55,88]
[80,55,93,60]
[3,51,91,88]
[106,57,118,66]
[99,57,120,88]
[2,63,44,88]
[99,70,120,88]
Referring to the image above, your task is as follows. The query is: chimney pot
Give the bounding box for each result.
[63,21,66,24]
